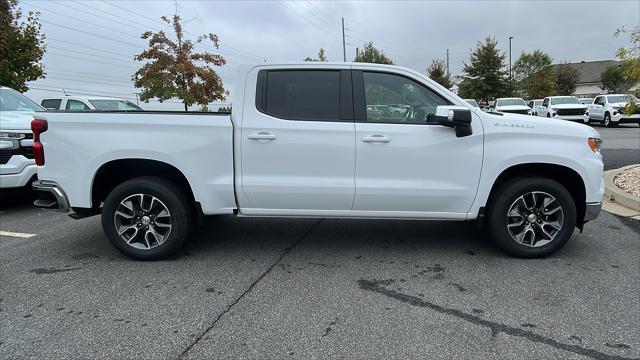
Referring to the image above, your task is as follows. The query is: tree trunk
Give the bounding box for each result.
[184,102,188,112]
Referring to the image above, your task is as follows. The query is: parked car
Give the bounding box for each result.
[0,87,44,189]
[527,99,543,115]
[40,96,143,111]
[463,99,480,109]
[492,98,531,115]
[32,63,603,260]
[539,96,589,123]
[578,98,594,105]
[588,94,640,127]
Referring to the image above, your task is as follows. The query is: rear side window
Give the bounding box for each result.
[41,99,62,110]
[66,99,90,110]
[262,70,341,121]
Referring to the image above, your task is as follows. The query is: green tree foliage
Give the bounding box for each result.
[554,62,579,95]
[600,64,635,93]
[426,59,452,89]
[133,15,226,111]
[512,50,556,99]
[354,42,394,65]
[615,25,640,84]
[0,0,46,92]
[304,48,328,62]
[457,37,509,101]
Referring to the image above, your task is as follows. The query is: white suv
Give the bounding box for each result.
[40,96,143,111]
[0,87,45,189]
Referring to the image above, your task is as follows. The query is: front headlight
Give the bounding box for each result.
[588,137,602,153]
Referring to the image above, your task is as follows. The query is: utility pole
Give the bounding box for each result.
[509,36,514,95]
[446,49,450,76]
[341,17,346,62]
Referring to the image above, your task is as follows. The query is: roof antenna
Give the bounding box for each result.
[62,88,68,96]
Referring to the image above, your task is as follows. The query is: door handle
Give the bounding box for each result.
[248,132,277,140]
[362,135,391,143]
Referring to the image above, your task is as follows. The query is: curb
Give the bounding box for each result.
[604,165,640,212]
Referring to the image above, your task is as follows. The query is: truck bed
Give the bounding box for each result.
[35,111,237,214]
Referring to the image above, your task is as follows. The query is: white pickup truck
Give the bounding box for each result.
[32,63,604,260]
[538,96,589,123]
[588,94,640,127]
[0,87,43,189]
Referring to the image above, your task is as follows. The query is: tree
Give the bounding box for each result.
[133,15,226,111]
[615,25,640,85]
[601,64,635,93]
[304,48,328,62]
[457,37,509,101]
[354,42,394,65]
[426,59,452,89]
[0,0,46,92]
[512,50,556,99]
[554,62,579,95]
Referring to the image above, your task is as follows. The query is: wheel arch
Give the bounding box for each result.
[485,163,586,226]
[90,158,197,211]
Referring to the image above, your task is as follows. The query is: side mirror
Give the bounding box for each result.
[434,106,473,138]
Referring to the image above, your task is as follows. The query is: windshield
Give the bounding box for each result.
[496,98,526,106]
[550,97,580,105]
[88,99,143,111]
[465,99,479,107]
[0,88,45,112]
[607,95,636,103]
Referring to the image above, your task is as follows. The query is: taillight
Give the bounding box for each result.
[31,118,48,166]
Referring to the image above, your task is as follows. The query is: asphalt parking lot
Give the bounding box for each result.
[1,125,638,360]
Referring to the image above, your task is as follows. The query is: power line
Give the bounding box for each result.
[39,20,143,48]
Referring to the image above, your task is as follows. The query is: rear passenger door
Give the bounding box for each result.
[239,68,356,212]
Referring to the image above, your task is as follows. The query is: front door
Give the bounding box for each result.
[240,68,356,211]
[352,70,483,216]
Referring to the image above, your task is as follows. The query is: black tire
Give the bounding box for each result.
[604,113,616,128]
[487,177,577,258]
[101,177,192,260]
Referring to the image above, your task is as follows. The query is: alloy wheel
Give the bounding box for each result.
[113,193,172,250]
[506,191,565,248]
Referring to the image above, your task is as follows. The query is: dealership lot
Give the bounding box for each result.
[1,125,638,360]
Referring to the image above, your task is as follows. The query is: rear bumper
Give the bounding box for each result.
[32,180,70,212]
[583,202,601,223]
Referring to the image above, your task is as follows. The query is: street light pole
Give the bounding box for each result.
[509,36,514,95]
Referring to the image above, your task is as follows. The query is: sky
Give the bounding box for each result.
[19,0,640,110]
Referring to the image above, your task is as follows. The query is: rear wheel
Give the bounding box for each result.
[101,177,192,260]
[487,178,576,258]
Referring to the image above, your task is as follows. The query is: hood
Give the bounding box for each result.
[609,102,627,108]
[549,104,587,110]
[482,111,600,139]
[0,111,37,131]
[495,105,530,111]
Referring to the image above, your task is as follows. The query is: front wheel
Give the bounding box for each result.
[487,178,576,258]
[101,177,192,260]
[604,113,616,127]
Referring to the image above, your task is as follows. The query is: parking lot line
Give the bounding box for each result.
[0,230,37,238]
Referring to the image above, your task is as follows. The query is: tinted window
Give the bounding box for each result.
[89,99,142,110]
[263,70,340,121]
[41,99,62,110]
[66,99,90,110]
[362,72,449,124]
